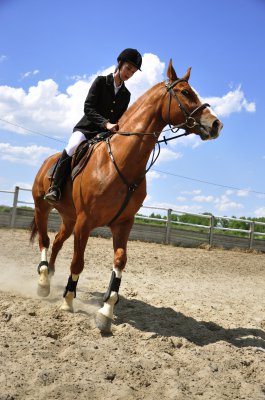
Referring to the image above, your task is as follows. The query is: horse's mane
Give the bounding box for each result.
[119,81,164,125]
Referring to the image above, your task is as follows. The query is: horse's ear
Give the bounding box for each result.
[167,59,178,82]
[182,67,192,81]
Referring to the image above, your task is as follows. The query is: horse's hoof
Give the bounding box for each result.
[60,299,74,313]
[60,304,74,313]
[96,311,112,333]
[37,284,50,297]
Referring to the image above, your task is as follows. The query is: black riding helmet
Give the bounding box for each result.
[117,48,142,71]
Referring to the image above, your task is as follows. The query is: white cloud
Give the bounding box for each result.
[256,193,265,199]
[20,70,40,80]
[165,129,202,149]
[144,200,203,214]
[193,195,215,203]
[67,66,115,83]
[15,182,33,190]
[0,143,58,166]
[214,194,244,212]
[0,53,164,138]
[67,73,92,81]
[143,184,250,215]
[236,188,250,197]
[146,170,163,184]
[126,53,165,102]
[254,207,265,217]
[178,188,246,214]
[225,188,250,197]
[181,189,201,195]
[0,53,255,147]
[0,55,7,63]
[225,189,234,196]
[154,147,182,165]
[176,196,186,201]
[203,86,256,117]
[190,190,245,212]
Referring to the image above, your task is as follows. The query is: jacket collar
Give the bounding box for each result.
[106,73,126,92]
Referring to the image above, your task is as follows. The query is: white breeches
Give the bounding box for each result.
[65,131,86,156]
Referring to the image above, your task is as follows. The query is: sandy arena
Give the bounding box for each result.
[0,228,264,399]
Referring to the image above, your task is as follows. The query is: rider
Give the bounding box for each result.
[44,48,142,203]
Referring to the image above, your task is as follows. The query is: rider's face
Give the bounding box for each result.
[119,62,138,81]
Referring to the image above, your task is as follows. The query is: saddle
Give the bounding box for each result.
[47,141,95,182]
[71,141,95,180]
[47,132,113,182]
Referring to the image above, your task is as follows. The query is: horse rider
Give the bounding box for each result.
[44,48,142,203]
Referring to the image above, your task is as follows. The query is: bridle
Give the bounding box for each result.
[165,78,210,134]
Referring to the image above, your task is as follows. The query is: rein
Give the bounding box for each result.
[105,79,210,225]
[106,138,160,225]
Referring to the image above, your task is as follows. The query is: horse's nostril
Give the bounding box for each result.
[213,119,219,129]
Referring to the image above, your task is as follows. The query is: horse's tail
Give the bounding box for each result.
[29,216,38,243]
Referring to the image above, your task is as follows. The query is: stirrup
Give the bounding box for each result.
[44,186,61,203]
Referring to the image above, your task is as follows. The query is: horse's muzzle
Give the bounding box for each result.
[200,119,223,141]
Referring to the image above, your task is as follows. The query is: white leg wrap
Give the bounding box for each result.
[37,250,50,297]
[99,292,119,320]
[41,248,48,262]
[71,273,79,282]
[98,267,122,320]
[39,248,49,286]
[113,267,122,279]
[60,273,79,312]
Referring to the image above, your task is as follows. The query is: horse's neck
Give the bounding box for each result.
[111,84,166,180]
[120,82,166,134]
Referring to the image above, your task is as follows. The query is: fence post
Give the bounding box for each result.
[249,221,255,249]
[209,215,215,246]
[165,208,172,244]
[10,186,19,228]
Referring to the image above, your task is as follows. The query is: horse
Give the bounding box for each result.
[30,59,223,333]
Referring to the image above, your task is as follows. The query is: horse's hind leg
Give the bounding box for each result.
[32,199,53,297]
[96,218,134,333]
[38,210,75,298]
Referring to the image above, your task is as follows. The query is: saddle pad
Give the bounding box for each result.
[46,142,95,182]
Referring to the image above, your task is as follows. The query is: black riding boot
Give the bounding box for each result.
[44,150,72,203]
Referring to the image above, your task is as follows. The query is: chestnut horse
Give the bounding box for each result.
[30,60,223,332]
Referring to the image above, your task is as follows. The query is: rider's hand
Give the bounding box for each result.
[105,122,119,132]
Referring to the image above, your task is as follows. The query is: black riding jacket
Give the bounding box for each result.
[73,73,131,139]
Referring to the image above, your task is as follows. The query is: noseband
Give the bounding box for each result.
[165,78,210,132]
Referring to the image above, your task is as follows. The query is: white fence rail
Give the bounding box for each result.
[0,186,265,251]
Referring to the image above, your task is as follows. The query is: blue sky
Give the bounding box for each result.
[0,0,265,218]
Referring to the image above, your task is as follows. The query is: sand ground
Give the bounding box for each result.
[0,228,264,400]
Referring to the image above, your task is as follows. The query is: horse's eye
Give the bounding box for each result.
[181,89,190,97]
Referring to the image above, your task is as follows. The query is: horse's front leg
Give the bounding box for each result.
[49,216,75,268]
[60,218,90,312]
[96,218,134,333]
